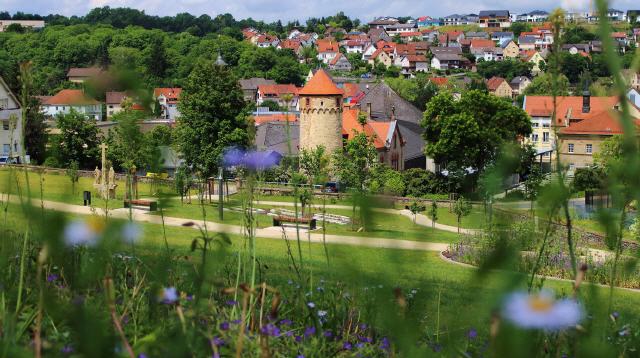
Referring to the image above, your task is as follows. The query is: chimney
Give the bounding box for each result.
[391,105,396,121]
[367,102,372,120]
[582,89,590,113]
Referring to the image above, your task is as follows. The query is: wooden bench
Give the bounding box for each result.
[124,199,158,211]
[273,215,317,230]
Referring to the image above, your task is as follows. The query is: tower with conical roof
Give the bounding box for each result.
[298,69,344,154]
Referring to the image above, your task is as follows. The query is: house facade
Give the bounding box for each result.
[487,77,513,97]
[328,53,353,72]
[0,76,23,161]
[154,88,182,120]
[479,10,511,28]
[42,89,103,121]
[257,84,300,111]
[316,40,339,64]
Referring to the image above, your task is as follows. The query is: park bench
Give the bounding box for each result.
[124,199,158,211]
[273,215,317,230]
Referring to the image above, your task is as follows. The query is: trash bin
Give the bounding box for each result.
[83,191,91,206]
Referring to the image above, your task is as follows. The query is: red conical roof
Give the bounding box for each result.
[299,69,344,96]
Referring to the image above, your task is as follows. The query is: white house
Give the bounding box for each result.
[628,88,640,108]
[0,76,23,162]
[154,88,182,120]
[41,89,103,121]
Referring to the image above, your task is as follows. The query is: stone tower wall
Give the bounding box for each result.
[299,95,343,154]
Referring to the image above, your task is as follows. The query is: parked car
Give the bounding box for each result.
[0,156,18,165]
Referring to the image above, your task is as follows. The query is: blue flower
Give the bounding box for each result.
[318,310,327,318]
[61,345,74,354]
[122,222,141,244]
[323,330,333,338]
[307,302,315,309]
[304,326,316,337]
[159,287,178,304]
[222,146,246,167]
[225,299,238,306]
[280,319,292,326]
[138,354,147,358]
[212,336,225,346]
[342,342,352,350]
[468,328,478,339]
[220,322,230,331]
[295,335,302,343]
[260,323,281,337]
[242,150,280,171]
[380,337,390,350]
[47,274,59,282]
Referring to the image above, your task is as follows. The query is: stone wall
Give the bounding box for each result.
[299,95,343,154]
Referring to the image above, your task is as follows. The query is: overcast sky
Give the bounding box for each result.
[1,0,637,23]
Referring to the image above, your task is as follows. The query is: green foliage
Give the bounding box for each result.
[259,99,282,111]
[331,132,377,192]
[369,165,405,196]
[106,110,155,171]
[422,90,531,181]
[547,52,590,83]
[594,135,624,172]
[402,168,450,197]
[385,75,439,111]
[49,110,100,169]
[561,25,597,44]
[476,59,533,80]
[428,200,438,227]
[523,165,544,200]
[509,22,532,37]
[175,59,247,177]
[24,96,48,164]
[572,166,606,191]
[524,73,570,96]
[65,160,80,194]
[299,146,329,185]
[452,196,472,232]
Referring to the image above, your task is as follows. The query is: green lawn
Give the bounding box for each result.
[5,201,640,335]
[433,204,487,229]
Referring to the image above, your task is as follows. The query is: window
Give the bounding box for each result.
[336,98,340,107]
[305,98,310,107]
[2,144,9,155]
[586,144,593,154]
[569,163,575,170]
[542,123,550,128]
[542,132,549,143]
[2,121,8,130]
[0,98,8,109]
[531,134,538,142]
[568,143,574,153]
[532,122,539,128]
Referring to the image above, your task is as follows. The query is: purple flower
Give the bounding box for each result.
[612,311,620,319]
[260,323,281,337]
[359,323,367,330]
[220,322,230,331]
[47,274,59,282]
[225,300,238,306]
[222,147,246,167]
[212,336,225,346]
[280,319,292,326]
[61,345,73,354]
[159,287,178,304]
[356,342,365,348]
[284,330,294,337]
[468,328,478,339]
[304,326,316,337]
[343,342,352,350]
[380,337,390,350]
[358,335,372,343]
[231,319,241,324]
[242,150,280,171]
[323,330,333,338]
[295,335,302,343]
[297,355,305,358]
[431,343,442,352]
[138,354,148,358]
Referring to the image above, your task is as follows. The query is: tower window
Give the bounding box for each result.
[305,98,310,107]
[320,101,324,106]
[336,98,340,107]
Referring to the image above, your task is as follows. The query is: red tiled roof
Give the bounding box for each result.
[429,77,449,86]
[258,84,299,96]
[341,109,385,149]
[45,89,100,105]
[67,67,104,78]
[280,39,301,51]
[611,32,627,38]
[299,69,343,96]
[154,88,182,104]
[252,113,299,125]
[522,50,539,62]
[470,39,496,48]
[329,52,349,66]
[560,110,639,135]
[342,83,363,98]
[399,31,422,38]
[317,39,339,53]
[106,91,126,104]
[487,76,507,91]
[524,96,620,125]
[406,54,428,62]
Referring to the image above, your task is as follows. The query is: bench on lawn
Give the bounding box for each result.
[273,215,317,230]
[124,199,158,211]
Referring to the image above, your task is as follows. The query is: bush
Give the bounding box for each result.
[403,168,449,197]
[573,166,606,192]
[43,156,61,168]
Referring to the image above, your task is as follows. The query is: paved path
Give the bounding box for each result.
[5,195,449,253]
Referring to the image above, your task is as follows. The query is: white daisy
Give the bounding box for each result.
[64,218,104,247]
[502,290,583,331]
[121,222,142,244]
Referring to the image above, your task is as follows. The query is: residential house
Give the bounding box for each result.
[255,34,279,48]
[396,55,429,76]
[254,121,300,156]
[501,40,520,59]
[369,49,393,67]
[368,28,391,43]
[628,88,640,108]
[0,75,23,161]
[623,69,640,89]
[515,10,549,22]
[368,18,399,29]
[417,16,441,27]
[344,40,369,54]
[522,94,640,164]
[342,108,405,170]
[562,43,591,54]
[633,28,640,46]
[491,31,514,44]
[606,8,627,22]
[278,39,303,57]
[430,47,466,70]
[67,67,104,83]
[611,32,630,48]
[438,30,465,47]
[510,76,531,96]
[479,10,511,28]
[443,14,477,26]
[385,23,417,36]
[0,20,45,32]
[239,78,277,103]
[518,35,537,51]
[466,31,490,40]
[105,91,140,120]
[41,89,103,121]
[354,82,427,169]
[522,50,546,75]
[473,47,503,61]
[487,77,513,97]
[256,84,300,111]
[316,40,339,64]
[421,29,439,42]
[362,44,378,60]
[399,32,424,42]
[558,109,639,170]
[328,53,352,72]
[628,11,640,23]
[154,88,181,120]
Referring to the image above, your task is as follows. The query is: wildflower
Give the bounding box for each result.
[284,330,294,337]
[411,289,418,294]
[431,343,442,352]
[222,147,246,167]
[138,354,147,358]
[219,322,229,331]
[121,222,141,244]
[323,330,333,338]
[260,323,280,337]
[225,299,238,306]
[318,310,327,318]
[359,323,367,330]
[316,286,324,292]
[358,335,372,343]
[47,274,59,282]
[468,328,478,339]
[342,342,352,350]
[295,335,302,343]
[356,342,365,348]
[380,337,390,350]
[61,345,74,354]
[297,355,305,358]
[502,291,582,331]
[242,150,279,171]
[307,302,315,309]
[212,336,225,346]
[280,319,292,326]
[231,319,241,324]
[611,311,620,320]
[64,218,104,247]
[159,287,179,304]
[304,326,316,337]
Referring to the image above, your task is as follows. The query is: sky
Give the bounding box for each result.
[1,0,637,23]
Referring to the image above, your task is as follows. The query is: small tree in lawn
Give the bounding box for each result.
[524,165,544,213]
[408,201,425,224]
[428,200,438,228]
[452,197,472,233]
[66,161,80,195]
